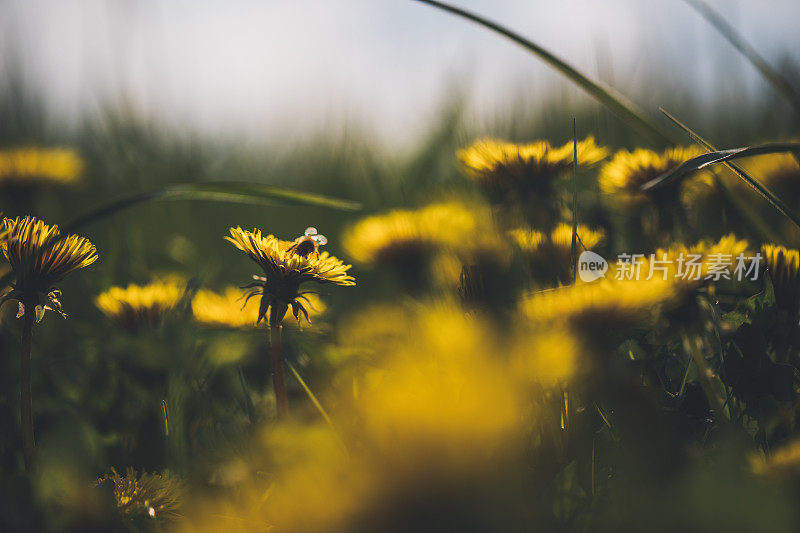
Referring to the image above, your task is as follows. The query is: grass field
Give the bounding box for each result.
[2,2,800,531]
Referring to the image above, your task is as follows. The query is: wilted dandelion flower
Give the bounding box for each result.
[193,286,325,329]
[457,137,608,197]
[95,280,184,330]
[1,216,97,318]
[97,467,184,524]
[0,147,84,186]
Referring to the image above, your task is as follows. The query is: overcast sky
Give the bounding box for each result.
[1,0,799,142]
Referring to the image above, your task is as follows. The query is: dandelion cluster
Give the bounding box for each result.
[0,147,84,186]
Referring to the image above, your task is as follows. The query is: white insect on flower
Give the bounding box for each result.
[288,227,328,259]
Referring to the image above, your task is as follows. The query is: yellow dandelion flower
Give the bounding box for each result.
[95,280,184,330]
[510,223,606,282]
[97,467,184,524]
[511,326,582,386]
[599,146,711,206]
[519,277,682,332]
[193,286,325,329]
[343,202,475,265]
[1,216,97,318]
[458,137,608,196]
[651,234,752,285]
[0,147,84,186]
[750,438,800,478]
[761,244,800,290]
[741,153,800,205]
[226,226,353,326]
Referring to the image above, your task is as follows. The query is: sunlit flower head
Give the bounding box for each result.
[0,147,84,187]
[519,277,682,333]
[97,467,184,524]
[343,202,476,266]
[651,234,752,288]
[226,226,354,325]
[750,438,800,479]
[599,146,712,206]
[742,154,800,207]
[457,137,608,197]
[509,223,606,282]
[1,216,97,319]
[511,325,582,387]
[193,286,325,329]
[761,244,800,288]
[95,280,184,330]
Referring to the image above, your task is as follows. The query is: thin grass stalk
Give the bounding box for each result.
[681,0,800,117]
[570,118,579,284]
[411,0,676,143]
[20,298,35,473]
[658,107,798,239]
[680,329,727,421]
[269,306,289,420]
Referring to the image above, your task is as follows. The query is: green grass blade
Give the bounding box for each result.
[655,108,788,241]
[411,0,677,144]
[64,181,361,233]
[640,131,800,231]
[681,0,800,117]
[286,360,337,434]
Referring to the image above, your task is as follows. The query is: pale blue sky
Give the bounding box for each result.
[1,1,798,142]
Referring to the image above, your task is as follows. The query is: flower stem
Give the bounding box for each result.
[269,306,289,419]
[20,300,35,473]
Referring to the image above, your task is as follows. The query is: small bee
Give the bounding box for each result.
[287,227,328,258]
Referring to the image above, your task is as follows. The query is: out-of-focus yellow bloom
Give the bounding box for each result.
[761,244,800,290]
[343,202,480,265]
[458,137,608,196]
[193,286,325,329]
[226,227,354,325]
[751,439,800,478]
[0,147,84,186]
[741,154,800,204]
[97,467,184,524]
[652,234,752,285]
[510,223,606,282]
[95,280,184,329]
[511,325,581,386]
[599,146,712,206]
[1,216,97,318]
[520,277,682,332]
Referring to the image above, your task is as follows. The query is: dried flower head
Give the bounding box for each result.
[97,467,184,524]
[226,226,354,326]
[95,280,184,330]
[1,216,97,319]
[458,137,608,197]
[0,147,84,187]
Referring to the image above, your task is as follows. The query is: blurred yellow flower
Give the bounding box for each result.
[751,438,800,478]
[343,202,477,266]
[510,223,605,282]
[0,147,84,186]
[97,467,184,524]
[1,216,97,318]
[511,325,582,386]
[95,280,184,329]
[741,153,800,206]
[761,244,800,290]
[193,286,325,329]
[458,137,608,196]
[599,146,712,205]
[226,227,353,325]
[520,277,682,332]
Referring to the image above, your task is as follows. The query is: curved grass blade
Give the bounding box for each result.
[641,125,800,231]
[681,0,800,117]
[411,0,677,144]
[65,181,361,233]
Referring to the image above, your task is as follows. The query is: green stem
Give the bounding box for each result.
[269,305,289,420]
[20,299,35,473]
